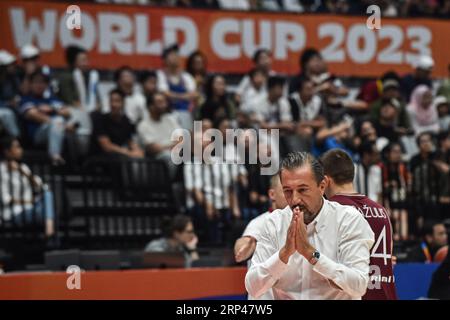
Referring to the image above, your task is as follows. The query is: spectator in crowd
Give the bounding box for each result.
[157,44,197,130]
[241,132,273,219]
[144,214,199,266]
[139,71,158,98]
[0,50,20,137]
[234,174,288,266]
[437,63,450,102]
[90,88,144,159]
[428,245,450,299]
[183,128,241,243]
[215,116,248,182]
[435,131,450,205]
[288,77,326,151]
[407,220,448,262]
[197,74,236,125]
[57,45,100,154]
[218,0,250,10]
[370,77,411,132]
[434,96,450,132]
[235,48,274,105]
[320,74,366,120]
[317,0,350,14]
[409,132,442,231]
[401,0,438,17]
[436,130,450,165]
[289,48,325,94]
[373,99,407,143]
[239,68,268,117]
[401,55,434,101]
[137,92,180,179]
[407,84,440,136]
[358,71,398,105]
[380,142,411,240]
[186,50,208,104]
[0,136,54,236]
[18,44,51,97]
[355,119,379,148]
[241,76,292,130]
[354,140,382,203]
[313,117,355,158]
[57,45,100,112]
[114,66,147,125]
[19,71,75,165]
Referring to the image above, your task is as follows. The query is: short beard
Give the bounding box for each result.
[291,204,318,225]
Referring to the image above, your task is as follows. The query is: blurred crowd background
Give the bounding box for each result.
[0,0,449,274]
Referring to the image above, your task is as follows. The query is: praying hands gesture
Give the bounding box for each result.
[279,207,316,264]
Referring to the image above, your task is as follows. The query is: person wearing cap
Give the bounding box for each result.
[18,44,52,97]
[434,96,450,132]
[400,55,434,102]
[19,70,75,165]
[370,78,412,134]
[156,44,197,131]
[0,50,21,137]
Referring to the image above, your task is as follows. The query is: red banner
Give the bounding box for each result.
[0,1,449,77]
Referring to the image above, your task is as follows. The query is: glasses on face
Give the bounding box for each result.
[184,229,195,234]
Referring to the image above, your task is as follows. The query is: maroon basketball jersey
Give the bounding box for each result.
[330,194,398,300]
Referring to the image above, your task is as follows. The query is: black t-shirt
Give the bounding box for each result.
[90,112,135,155]
[373,121,399,143]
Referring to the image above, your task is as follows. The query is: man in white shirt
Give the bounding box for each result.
[114,66,147,125]
[137,92,180,179]
[235,49,274,104]
[245,151,374,300]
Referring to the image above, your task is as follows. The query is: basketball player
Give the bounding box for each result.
[320,149,398,300]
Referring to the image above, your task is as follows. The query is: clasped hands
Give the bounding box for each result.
[279,206,316,264]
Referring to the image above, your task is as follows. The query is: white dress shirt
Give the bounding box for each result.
[245,199,374,300]
[242,210,275,300]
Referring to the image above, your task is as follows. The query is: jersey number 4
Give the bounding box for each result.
[371,226,391,265]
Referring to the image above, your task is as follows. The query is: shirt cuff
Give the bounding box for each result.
[265,250,289,280]
[312,253,339,281]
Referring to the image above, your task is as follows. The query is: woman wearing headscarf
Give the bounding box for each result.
[407,84,440,135]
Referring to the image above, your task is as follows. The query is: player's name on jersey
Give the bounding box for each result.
[356,205,388,219]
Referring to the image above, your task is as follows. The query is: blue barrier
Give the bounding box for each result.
[394,263,439,300]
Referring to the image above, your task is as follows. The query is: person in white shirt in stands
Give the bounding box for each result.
[235,49,274,105]
[245,151,374,300]
[0,136,55,236]
[114,66,147,125]
[354,140,383,204]
[239,68,268,118]
[137,92,180,180]
[157,44,197,131]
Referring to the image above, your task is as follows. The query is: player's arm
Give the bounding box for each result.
[234,236,257,263]
[312,209,375,298]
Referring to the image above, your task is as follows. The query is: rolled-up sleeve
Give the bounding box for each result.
[312,210,375,299]
[245,219,288,299]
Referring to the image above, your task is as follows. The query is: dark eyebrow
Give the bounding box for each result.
[283,184,309,189]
